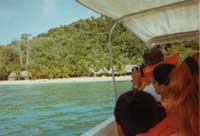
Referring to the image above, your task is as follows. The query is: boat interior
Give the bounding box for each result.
[76,0,199,135]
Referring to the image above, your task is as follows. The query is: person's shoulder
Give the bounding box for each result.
[144,84,154,90]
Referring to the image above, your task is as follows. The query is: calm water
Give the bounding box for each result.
[0,81,131,136]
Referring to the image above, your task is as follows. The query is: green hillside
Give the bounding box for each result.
[0,17,198,80]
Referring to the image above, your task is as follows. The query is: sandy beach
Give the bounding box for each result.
[0,76,131,85]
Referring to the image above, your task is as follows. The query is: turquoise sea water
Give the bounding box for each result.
[0,81,131,136]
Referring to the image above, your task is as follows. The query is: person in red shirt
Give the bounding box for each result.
[137,53,199,136]
[163,53,199,136]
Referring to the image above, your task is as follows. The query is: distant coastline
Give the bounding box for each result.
[0,76,131,86]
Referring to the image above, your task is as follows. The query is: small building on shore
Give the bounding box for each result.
[8,72,18,81]
[20,71,32,80]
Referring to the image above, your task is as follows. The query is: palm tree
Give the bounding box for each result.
[16,40,23,69]
[21,34,31,71]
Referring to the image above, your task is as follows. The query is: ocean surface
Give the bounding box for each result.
[0,81,131,136]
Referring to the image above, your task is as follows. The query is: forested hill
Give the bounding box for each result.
[0,17,198,80]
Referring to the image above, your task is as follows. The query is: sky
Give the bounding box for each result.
[0,0,99,45]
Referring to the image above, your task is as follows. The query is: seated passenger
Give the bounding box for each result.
[131,48,164,101]
[131,66,161,102]
[163,53,199,136]
[132,48,164,88]
[131,48,179,102]
[152,64,176,98]
[137,53,199,136]
[136,64,176,136]
[114,89,166,136]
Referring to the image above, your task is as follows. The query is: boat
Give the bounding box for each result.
[76,0,199,135]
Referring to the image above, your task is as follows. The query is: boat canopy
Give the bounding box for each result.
[77,0,199,44]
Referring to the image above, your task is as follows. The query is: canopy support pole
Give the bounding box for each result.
[142,39,154,54]
[108,22,118,101]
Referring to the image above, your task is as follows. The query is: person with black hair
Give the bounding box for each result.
[152,64,176,96]
[121,64,176,136]
[136,64,177,136]
[114,89,166,136]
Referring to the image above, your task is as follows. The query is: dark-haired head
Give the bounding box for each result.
[143,48,164,66]
[153,64,175,85]
[114,89,166,136]
[152,64,175,95]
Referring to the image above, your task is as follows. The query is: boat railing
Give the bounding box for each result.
[81,116,117,136]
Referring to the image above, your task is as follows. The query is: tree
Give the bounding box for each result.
[0,17,198,80]
[21,33,31,71]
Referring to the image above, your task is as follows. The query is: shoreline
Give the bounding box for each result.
[0,76,131,85]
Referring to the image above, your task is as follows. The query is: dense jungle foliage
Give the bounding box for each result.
[0,17,199,80]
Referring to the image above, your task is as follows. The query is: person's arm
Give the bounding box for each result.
[138,81,148,91]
